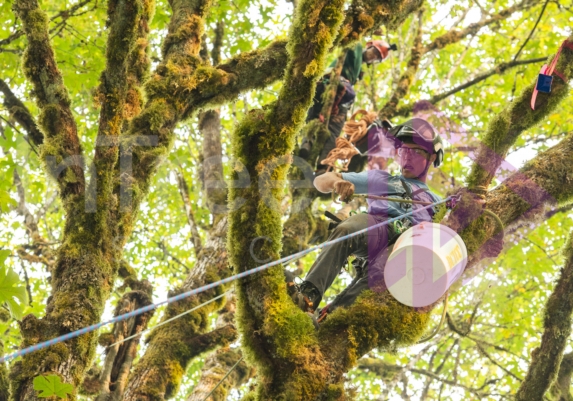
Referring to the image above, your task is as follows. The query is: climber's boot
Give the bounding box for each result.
[291,281,322,313]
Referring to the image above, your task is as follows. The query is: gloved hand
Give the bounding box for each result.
[333,179,355,202]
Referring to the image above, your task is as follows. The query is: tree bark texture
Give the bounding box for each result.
[10,0,147,397]
[515,231,573,401]
[185,297,255,401]
[95,282,154,401]
[548,353,573,401]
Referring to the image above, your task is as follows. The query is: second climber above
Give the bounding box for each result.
[300,40,398,171]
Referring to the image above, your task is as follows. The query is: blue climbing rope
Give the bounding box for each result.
[0,196,456,363]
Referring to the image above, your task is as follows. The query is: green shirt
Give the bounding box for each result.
[327,43,363,85]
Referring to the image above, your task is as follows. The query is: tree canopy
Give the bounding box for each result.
[0,0,573,399]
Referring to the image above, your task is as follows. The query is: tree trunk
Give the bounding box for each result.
[515,231,573,400]
[548,353,573,401]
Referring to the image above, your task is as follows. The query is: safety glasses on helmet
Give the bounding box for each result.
[396,147,431,159]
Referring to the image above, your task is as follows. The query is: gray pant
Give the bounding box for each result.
[305,213,401,311]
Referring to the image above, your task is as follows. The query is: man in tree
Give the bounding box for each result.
[289,118,444,318]
[300,40,398,169]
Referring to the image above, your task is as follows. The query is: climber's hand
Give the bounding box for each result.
[333,179,355,202]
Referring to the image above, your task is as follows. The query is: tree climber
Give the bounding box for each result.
[288,118,445,321]
[299,40,398,170]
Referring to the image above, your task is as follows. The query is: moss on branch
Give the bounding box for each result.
[378,10,423,121]
[547,352,573,401]
[337,0,423,47]
[318,291,433,389]
[124,217,232,400]
[181,39,290,119]
[9,0,154,398]
[13,0,84,200]
[466,34,573,191]
[0,78,43,147]
[515,230,573,401]
[186,298,255,401]
[179,0,425,119]
[115,0,214,244]
[227,0,345,398]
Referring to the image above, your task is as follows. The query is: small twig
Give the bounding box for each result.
[0,116,38,155]
[513,0,550,61]
[19,260,33,305]
[523,238,558,265]
[154,240,191,273]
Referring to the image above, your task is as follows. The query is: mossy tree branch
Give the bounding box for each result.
[124,0,155,124]
[227,0,346,398]
[336,0,423,47]
[0,78,43,147]
[466,33,573,192]
[515,230,573,401]
[95,282,154,401]
[124,217,232,400]
[9,0,149,398]
[13,0,85,200]
[180,0,424,120]
[547,352,573,401]
[114,0,213,244]
[0,337,9,401]
[185,297,254,401]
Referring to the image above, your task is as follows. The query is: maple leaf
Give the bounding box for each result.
[33,375,74,399]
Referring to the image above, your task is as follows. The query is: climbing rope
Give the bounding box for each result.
[320,109,378,170]
[1,197,455,364]
[417,292,448,344]
[201,356,245,401]
[107,290,234,350]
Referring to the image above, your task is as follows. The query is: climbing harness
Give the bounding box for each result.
[331,191,435,206]
[1,197,456,364]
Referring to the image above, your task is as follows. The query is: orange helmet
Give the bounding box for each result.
[365,40,397,61]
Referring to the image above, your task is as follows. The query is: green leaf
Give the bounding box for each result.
[33,375,74,399]
[0,255,27,321]
[0,190,16,215]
